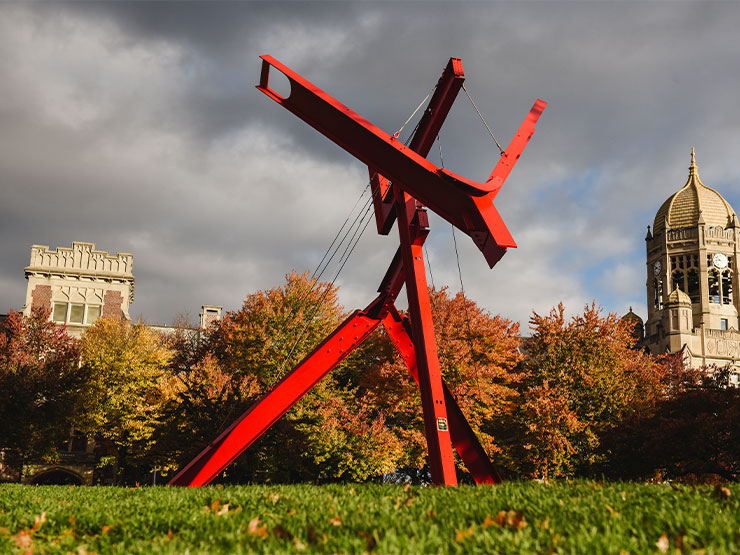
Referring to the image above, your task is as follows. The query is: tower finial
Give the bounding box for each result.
[690,147,697,173]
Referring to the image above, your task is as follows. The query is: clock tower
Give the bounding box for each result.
[645,149,740,371]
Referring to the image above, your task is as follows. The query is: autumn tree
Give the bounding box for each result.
[602,359,740,481]
[516,302,663,479]
[152,317,261,478]
[0,308,83,477]
[170,271,403,483]
[77,317,174,483]
[358,288,524,476]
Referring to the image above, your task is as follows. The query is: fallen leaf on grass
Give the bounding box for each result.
[268,492,281,504]
[491,510,527,529]
[247,517,269,538]
[13,530,32,550]
[11,511,47,552]
[358,530,377,550]
[101,525,113,534]
[713,485,731,500]
[293,537,307,551]
[656,533,669,553]
[33,513,46,530]
[306,525,318,544]
[605,504,620,517]
[216,503,230,516]
[273,525,293,539]
[427,509,437,519]
[167,530,174,539]
[455,526,474,543]
[395,496,414,508]
[329,515,342,527]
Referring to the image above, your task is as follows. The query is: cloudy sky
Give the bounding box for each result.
[2,1,740,331]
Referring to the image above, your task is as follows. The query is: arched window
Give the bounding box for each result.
[687,269,700,303]
[722,270,733,305]
[709,269,720,303]
[672,270,685,292]
[654,278,664,310]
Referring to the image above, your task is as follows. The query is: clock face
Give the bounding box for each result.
[713,253,729,269]
[653,260,662,276]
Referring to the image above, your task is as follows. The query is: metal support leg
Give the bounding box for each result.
[395,191,458,486]
[168,310,381,486]
[382,306,501,484]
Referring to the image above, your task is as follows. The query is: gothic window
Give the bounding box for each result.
[672,270,685,292]
[687,269,700,303]
[653,278,664,310]
[709,270,720,303]
[722,270,733,304]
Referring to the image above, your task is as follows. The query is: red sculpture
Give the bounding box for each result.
[169,56,545,487]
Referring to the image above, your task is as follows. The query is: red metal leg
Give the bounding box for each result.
[381,306,502,484]
[395,192,457,486]
[168,310,381,486]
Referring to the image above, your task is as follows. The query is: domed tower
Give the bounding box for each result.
[645,149,740,369]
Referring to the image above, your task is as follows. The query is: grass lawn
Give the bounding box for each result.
[1,480,739,553]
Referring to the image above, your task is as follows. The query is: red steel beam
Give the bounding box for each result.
[257,55,546,268]
[370,57,465,235]
[168,310,381,486]
[381,306,501,484]
[394,190,458,485]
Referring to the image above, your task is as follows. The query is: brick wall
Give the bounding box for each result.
[102,290,123,319]
[31,285,52,311]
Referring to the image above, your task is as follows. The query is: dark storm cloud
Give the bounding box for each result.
[2,1,740,328]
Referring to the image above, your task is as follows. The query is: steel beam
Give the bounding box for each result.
[381,306,501,484]
[370,57,465,235]
[168,310,381,486]
[257,55,546,268]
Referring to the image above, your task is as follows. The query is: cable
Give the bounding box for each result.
[394,83,437,140]
[424,244,435,291]
[277,199,376,378]
[310,183,371,284]
[461,83,504,154]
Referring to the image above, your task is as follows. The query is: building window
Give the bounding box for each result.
[687,269,700,303]
[87,305,101,324]
[722,271,733,304]
[69,304,85,324]
[653,278,664,310]
[52,302,68,323]
[51,302,102,325]
[709,270,720,303]
[721,318,728,331]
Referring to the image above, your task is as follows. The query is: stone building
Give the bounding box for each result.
[22,242,135,338]
[642,150,740,379]
[2,241,223,484]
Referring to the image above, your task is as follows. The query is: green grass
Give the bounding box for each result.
[1,481,739,553]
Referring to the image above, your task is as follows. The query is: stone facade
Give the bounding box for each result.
[22,242,134,338]
[643,150,740,381]
[6,241,224,484]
